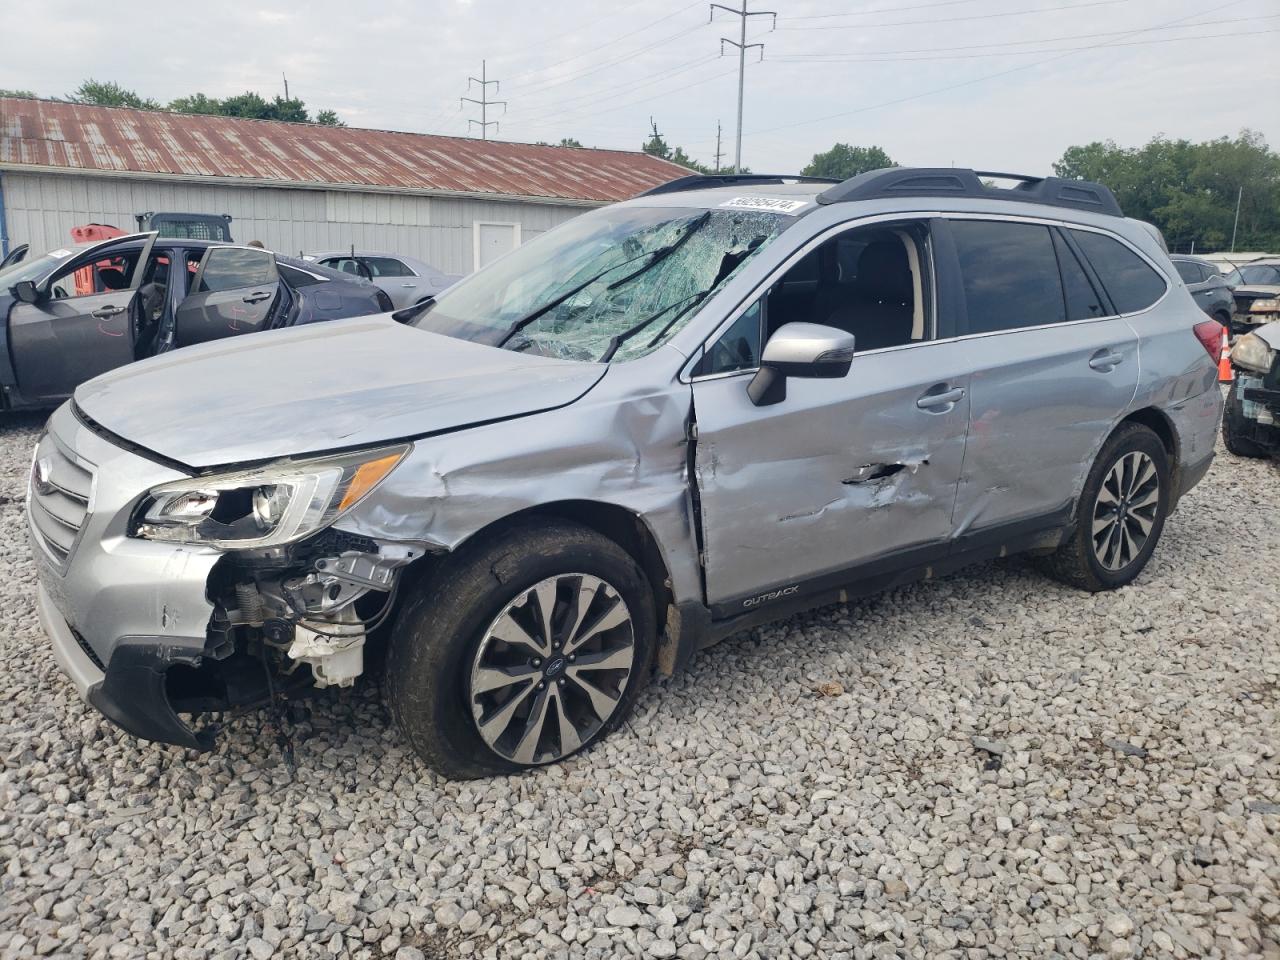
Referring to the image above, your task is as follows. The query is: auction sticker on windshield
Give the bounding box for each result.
[718,197,809,214]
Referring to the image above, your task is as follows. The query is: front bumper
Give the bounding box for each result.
[30,403,223,749]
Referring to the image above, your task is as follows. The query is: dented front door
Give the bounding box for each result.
[692,343,972,613]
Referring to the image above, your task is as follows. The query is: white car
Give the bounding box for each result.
[306,251,461,308]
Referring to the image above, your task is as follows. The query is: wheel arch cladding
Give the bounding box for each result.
[1119,407,1178,464]
[425,499,678,673]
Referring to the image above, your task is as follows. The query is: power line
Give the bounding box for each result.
[768,25,1280,64]
[683,0,1255,146]
[783,0,983,20]
[460,60,507,139]
[711,1,777,174]
[504,0,705,83]
[777,0,1136,31]
[768,13,1279,58]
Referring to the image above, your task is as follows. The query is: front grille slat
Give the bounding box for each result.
[29,433,94,571]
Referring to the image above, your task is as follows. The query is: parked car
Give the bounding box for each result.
[1170,255,1234,328]
[307,251,461,309]
[1224,259,1280,332]
[30,168,1222,778]
[0,234,393,410]
[1222,321,1280,458]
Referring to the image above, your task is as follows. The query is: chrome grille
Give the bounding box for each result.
[28,432,93,570]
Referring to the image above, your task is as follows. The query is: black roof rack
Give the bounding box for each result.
[815,167,1123,217]
[638,173,841,198]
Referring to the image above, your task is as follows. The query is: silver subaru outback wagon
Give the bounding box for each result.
[28,168,1223,778]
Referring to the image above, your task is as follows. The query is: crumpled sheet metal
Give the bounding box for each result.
[335,368,703,607]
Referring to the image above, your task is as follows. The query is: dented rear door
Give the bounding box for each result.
[692,342,971,614]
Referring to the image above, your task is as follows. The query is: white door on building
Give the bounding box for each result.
[474,222,521,271]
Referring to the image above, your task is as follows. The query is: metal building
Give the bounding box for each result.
[0,98,688,273]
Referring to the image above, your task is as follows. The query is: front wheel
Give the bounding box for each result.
[385,520,656,779]
[1042,423,1170,592]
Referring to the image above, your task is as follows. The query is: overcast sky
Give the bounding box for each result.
[3,0,1278,174]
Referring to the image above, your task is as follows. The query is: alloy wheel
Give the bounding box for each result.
[1091,451,1160,572]
[468,573,635,765]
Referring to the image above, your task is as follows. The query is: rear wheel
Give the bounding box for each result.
[1042,423,1170,592]
[385,520,655,779]
[1222,379,1269,459]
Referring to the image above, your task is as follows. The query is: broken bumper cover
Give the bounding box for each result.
[30,402,223,750]
[37,583,215,750]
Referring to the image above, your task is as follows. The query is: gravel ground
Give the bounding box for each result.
[0,408,1277,960]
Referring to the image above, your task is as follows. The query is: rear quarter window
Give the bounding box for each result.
[1070,230,1167,314]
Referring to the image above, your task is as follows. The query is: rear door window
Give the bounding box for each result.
[1174,260,1203,284]
[950,220,1065,333]
[1052,230,1108,320]
[1069,230,1167,314]
[364,256,415,277]
[197,247,277,293]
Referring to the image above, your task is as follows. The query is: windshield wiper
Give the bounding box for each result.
[598,288,714,363]
[495,211,712,349]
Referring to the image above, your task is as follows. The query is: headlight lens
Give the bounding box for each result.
[132,444,409,548]
[1249,298,1280,313]
[1230,333,1276,375]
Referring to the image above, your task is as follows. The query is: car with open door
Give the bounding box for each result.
[0,234,392,410]
[29,169,1222,779]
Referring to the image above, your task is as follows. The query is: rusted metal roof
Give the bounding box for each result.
[0,98,689,203]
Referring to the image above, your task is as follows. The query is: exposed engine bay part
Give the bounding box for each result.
[287,608,365,688]
[215,540,425,690]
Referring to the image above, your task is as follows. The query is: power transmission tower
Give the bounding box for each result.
[461,60,507,139]
[711,1,775,173]
[713,121,724,173]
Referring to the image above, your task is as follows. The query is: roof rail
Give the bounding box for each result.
[638,173,841,198]
[815,167,1123,217]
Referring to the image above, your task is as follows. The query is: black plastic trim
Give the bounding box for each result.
[637,174,840,198]
[816,168,1123,218]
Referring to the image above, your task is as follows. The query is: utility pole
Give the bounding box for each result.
[713,121,724,173]
[711,1,775,174]
[282,73,290,100]
[1230,186,1243,253]
[461,60,507,140]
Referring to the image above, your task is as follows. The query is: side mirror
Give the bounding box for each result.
[747,322,856,407]
[11,280,42,304]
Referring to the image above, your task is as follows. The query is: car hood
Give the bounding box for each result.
[74,315,609,469]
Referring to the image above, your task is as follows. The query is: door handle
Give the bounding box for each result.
[91,306,124,319]
[1089,350,1124,372]
[400,283,418,288]
[242,291,272,304]
[916,386,965,410]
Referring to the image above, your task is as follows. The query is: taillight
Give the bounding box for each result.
[1192,320,1224,361]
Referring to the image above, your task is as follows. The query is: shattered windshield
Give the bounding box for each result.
[411,206,788,362]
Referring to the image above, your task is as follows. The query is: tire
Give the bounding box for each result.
[385,520,656,779]
[1222,379,1269,459]
[1042,423,1171,592]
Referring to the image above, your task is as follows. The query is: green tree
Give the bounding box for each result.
[801,144,895,180]
[68,79,159,110]
[315,110,345,127]
[641,118,717,173]
[0,88,37,99]
[167,93,223,115]
[1054,131,1280,252]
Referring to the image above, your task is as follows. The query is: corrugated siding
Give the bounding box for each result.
[1,171,585,274]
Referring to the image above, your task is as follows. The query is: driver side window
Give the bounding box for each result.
[48,252,141,300]
[698,219,932,376]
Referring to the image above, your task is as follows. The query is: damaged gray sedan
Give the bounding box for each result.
[30,168,1222,778]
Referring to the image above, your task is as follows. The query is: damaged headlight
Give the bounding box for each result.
[1231,333,1276,375]
[132,445,409,548]
[1249,298,1280,314]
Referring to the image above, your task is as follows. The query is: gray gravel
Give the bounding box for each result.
[0,408,1277,960]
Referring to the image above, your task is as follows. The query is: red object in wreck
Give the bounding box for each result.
[70,224,126,296]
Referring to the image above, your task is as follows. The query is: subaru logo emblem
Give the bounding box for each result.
[32,457,54,497]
